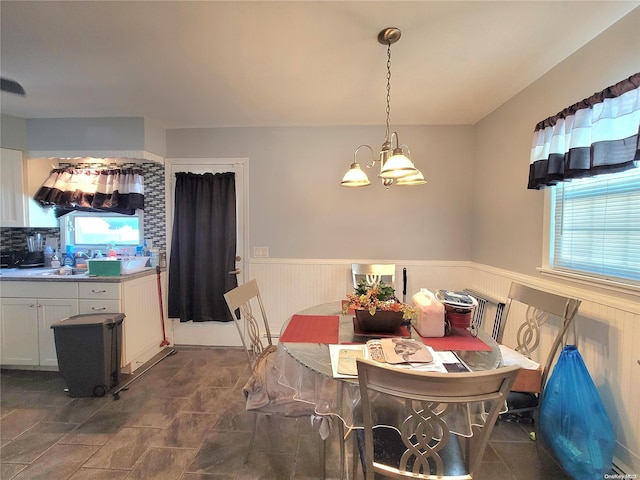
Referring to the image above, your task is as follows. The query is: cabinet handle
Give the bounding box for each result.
[91,289,107,293]
[91,307,106,311]
[28,303,36,308]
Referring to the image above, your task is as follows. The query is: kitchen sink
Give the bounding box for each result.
[37,268,89,277]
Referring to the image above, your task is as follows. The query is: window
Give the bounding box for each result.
[550,168,640,285]
[59,210,144,252]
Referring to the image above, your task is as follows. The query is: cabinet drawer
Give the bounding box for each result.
[1,281,78,298]
[79,300,121,314]
[78,283,120,299]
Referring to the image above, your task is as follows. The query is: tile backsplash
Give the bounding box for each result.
[0,160,166,255]
[0,227,61,252]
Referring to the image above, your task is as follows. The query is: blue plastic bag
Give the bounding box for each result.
[539,345,615,479]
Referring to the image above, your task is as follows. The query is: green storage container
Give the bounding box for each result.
[88,259,121,276]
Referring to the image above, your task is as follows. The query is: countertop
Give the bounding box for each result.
[0,266,159,283]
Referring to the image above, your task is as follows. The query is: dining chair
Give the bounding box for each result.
[355,358,521,479]
[352,263,396,289]
[498,282,581,425]
[223,279,319,464]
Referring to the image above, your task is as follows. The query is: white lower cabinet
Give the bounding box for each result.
[0,283,79,367]
[38,299,80,366]
[119,273,165,373]
[79,282,121,314]
[0,298,39,365]
[0,272,166,373]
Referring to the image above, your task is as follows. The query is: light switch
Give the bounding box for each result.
[253,247,269,258]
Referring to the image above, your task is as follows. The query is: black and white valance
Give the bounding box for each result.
[528,73,640,190]
[34,167,144,215]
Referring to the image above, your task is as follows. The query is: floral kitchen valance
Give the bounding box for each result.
[34,167,144,215]
[528,73,640,189]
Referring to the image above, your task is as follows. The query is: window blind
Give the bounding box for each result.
[553,167,640,283]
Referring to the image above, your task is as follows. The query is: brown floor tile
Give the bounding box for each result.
[84,426,163,469]
[126,447,197,479]
[68,468,129,479]
[11,443,99,480]
[0,347,569,480]
[187,430,252,475]
[1,431,67,463]
[125,396,187,428]
[151,412,218,448]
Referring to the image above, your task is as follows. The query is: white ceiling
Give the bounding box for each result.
[1,1,638,129]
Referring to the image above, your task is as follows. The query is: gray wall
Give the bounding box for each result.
[26,117,146,151]
[167,125,475,260]
[0,114,28,150]
[472,6,640,276]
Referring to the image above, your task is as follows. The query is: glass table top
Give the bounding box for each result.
[280,301,502,380]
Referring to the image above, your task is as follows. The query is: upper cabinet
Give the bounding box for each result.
[0,148,26,227]
[24,157,57,227]
[0,148,57,228]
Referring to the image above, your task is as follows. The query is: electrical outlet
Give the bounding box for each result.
[253,247,269,258]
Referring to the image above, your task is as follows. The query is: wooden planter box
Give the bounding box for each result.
[354,309,404,334]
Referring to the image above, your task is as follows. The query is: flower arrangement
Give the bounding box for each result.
[343,280,418,320]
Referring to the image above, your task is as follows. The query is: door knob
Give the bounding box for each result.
[228,269,241,275]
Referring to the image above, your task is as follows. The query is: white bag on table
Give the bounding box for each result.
[412,288,445,337]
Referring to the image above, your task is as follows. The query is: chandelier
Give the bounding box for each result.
[341,27,425,188]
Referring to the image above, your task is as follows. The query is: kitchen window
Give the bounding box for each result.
[546,167,640,288]
[59,210,144,253]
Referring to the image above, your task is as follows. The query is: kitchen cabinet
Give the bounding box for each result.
[24,157,57,227]
[0,148,57,228]
[78,282,121,315]
[77,275,165,373]
[0,282,79,367]
[0,148,26,227]
[119,272,166,374]
[0,270,166,373]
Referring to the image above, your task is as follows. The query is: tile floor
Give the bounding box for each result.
[1,346,571,480]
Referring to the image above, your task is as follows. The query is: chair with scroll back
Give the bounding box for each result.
[224,279,318,463]
[355,358,521,479]
[352,263,396,289]
[498,282,581,425]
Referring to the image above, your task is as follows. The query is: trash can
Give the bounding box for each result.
[51,313,125,398]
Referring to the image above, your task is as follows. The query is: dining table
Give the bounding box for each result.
[272,300,503,478]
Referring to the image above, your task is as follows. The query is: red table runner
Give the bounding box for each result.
[279,314,340,343]
[418,329,492,351]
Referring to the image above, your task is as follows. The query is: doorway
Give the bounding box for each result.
[165,158,247,346]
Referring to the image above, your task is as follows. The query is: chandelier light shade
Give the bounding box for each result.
[341,145,374,187]
[340,27,426,188]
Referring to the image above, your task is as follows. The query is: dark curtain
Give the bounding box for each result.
[168,172,238,322]
[528,72,640,190]
[34,167,144,215]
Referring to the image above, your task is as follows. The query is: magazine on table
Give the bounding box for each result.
[329,339,469,378]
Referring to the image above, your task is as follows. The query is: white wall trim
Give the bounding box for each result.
[249,257,472,268]
[28,150,165,163]
[470,262,640,315]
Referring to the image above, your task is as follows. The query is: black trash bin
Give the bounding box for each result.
[51,313,125,397]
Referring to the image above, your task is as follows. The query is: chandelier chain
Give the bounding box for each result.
[385,41,392,141]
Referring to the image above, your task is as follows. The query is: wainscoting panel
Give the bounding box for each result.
[468,263,640,474]
[244,258,638,473]
[247,258,470,337]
